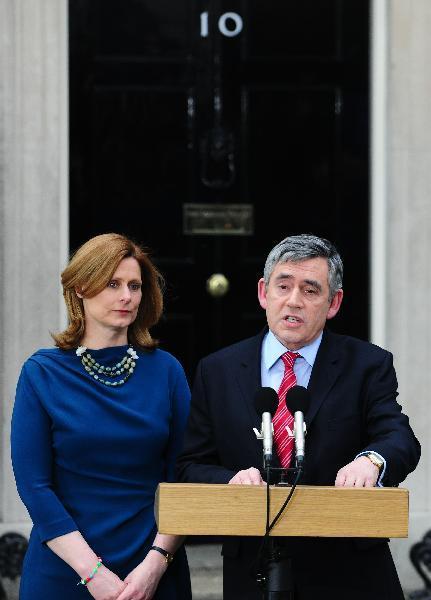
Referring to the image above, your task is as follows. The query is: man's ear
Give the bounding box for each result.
[257,278,268,310]
[327,289,343,320]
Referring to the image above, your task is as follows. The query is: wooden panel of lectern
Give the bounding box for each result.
[155,483,408,538]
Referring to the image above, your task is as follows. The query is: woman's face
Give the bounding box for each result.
[78,257,142,337]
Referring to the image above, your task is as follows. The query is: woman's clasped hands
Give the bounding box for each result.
[87,552,168,600]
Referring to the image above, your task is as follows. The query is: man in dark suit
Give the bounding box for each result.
[177,234,420,600]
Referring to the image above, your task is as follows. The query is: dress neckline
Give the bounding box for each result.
[78,344,132,361]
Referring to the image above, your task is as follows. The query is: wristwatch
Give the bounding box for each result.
[150,545,174,565]
[364,452,384,472]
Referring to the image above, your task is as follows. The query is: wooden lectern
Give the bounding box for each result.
[155,483,409,538]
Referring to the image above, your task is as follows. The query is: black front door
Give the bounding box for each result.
[69,0,369,382]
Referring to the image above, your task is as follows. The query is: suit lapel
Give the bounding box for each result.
[306,328,342,427]
[234,328,282,469]
[235,330,265,430]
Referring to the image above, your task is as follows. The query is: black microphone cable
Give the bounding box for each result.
[252,465,272,588]
[253,464,303,590]
[268,465,303,533]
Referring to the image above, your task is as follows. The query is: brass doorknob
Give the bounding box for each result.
[206,273,230,298]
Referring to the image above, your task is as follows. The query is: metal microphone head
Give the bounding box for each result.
[285,385,311,417]
[254,387,279,416]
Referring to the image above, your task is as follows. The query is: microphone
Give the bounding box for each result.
[285,386,311,466]
[253,387,279,468]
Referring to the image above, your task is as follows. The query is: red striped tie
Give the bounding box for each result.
[273,351,300,468]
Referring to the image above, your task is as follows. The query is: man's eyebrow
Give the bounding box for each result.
[273,272,294,281]
[304,279,322,291]
[273,273,323,291]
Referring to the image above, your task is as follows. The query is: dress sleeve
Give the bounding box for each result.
[11,361,78,543]
[165,361,191,482]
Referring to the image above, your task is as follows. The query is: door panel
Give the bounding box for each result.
[69,0,369,382]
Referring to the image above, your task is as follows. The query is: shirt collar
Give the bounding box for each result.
[263,330,323,371]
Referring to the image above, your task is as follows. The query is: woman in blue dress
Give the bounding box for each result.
[11,233,192,600]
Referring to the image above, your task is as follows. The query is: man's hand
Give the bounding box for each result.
[228,467,263,485]
[335,455,379,487]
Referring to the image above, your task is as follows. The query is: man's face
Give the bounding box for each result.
[257,257,343,350]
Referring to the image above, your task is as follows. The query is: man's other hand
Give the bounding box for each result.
[335,455,379,487]
[228,467,263,485]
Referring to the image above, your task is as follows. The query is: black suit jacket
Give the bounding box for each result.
[177,328,420,599]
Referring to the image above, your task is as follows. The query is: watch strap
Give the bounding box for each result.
[365,452,384,471]
[150,545,174,564]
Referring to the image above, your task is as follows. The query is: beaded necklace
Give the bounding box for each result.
[76,345,138,387]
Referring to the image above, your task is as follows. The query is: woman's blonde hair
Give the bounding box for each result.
[52,233,164,350]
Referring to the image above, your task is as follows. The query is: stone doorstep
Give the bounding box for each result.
[186,543,222,569]
[186,543,223,600]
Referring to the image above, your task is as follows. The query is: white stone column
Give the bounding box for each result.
[0,0,68,534]
[373,0,431,592]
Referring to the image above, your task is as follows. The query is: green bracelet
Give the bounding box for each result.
[77,557,103,586]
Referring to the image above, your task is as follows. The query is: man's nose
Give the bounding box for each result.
[287,287,303,307]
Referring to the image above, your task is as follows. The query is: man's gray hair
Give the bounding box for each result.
[263,234,343,300]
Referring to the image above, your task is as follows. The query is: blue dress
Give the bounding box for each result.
[11,345,192,599]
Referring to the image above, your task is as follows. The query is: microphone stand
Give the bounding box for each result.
[264,539,294,600]
[256,463,304,600]
[253,403,307,599]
